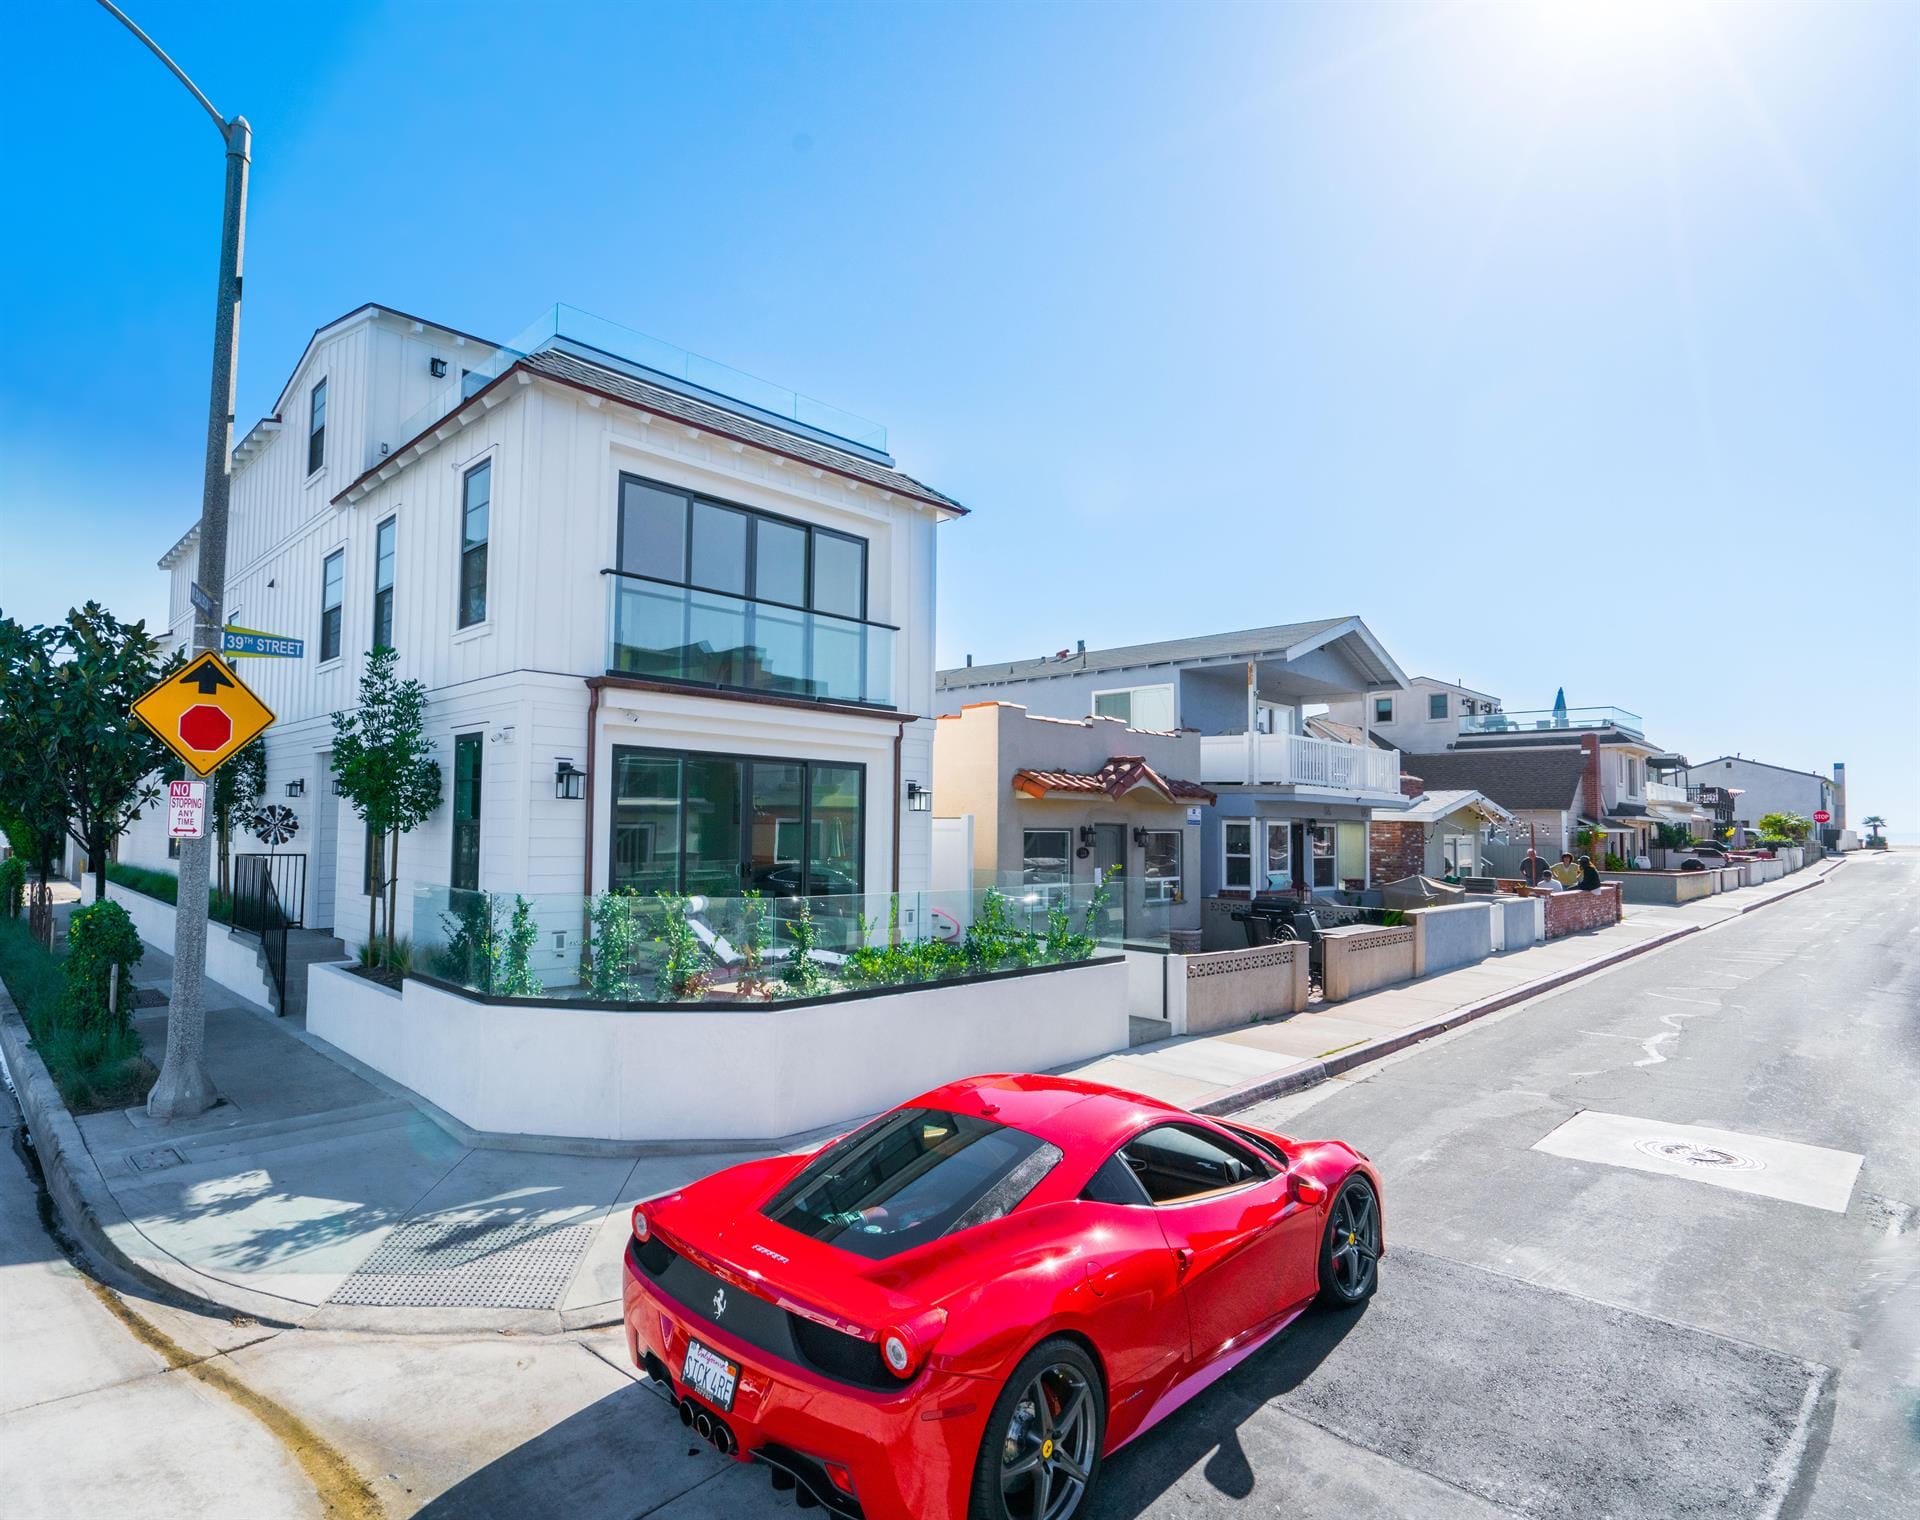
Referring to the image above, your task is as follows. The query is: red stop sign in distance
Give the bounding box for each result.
[178,705,233,753]
[1813,810,1830,824]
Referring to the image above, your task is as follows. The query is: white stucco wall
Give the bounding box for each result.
[307,957,1130,1142]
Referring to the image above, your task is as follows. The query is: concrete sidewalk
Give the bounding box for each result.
[8,858,1838,1334]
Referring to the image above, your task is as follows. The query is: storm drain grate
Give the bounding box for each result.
[328,1211,598,1309]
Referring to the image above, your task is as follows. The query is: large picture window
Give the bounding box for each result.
[1092,684,1174,731]
[1142,830,1182,905]
[1022,829,1073,888]
[610,746,864,903]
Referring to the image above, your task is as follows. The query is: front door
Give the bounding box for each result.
[1092,823,1129,938]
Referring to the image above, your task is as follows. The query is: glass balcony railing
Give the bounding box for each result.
[606,571,895,707]
[391,304,889,459]
[1460,705,1644,738]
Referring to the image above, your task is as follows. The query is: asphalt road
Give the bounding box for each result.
[8,852,1915,1519]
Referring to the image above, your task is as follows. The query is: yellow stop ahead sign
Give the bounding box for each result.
[131,651,276,777]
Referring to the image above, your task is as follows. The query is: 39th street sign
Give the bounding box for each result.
[132,651,276,776]
[221,625,305,659]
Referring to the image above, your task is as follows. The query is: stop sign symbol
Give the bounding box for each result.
[178,704,232,754]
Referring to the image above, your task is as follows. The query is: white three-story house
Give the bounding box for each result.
[132,303,964,950]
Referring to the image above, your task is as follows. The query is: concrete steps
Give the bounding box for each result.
[251,929,350,1020]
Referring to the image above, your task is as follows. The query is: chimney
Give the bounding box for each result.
[1833,762,1846,829]
[1077,639,1086,656]
[1399,772,1424,799]
[1580,734,1603,824]
[965,654,972,667]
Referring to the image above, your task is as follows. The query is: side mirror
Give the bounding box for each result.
[1291,1172,1328,1206]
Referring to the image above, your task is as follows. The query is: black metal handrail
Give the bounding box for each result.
[233,852,305,929]
[232,856,292,1014]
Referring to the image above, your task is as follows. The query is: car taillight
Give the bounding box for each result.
[631,1204,650,1241]
[881,1329,915,1377]
[825,1462,857,1497]
[879,1309,946,1379]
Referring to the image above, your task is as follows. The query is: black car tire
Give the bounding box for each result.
[969,1337,1106,1520]
[1315,1174,1382,1308]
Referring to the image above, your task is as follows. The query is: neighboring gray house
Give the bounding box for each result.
[1398,748,1589,863]
[1685,757,1844,838]
[1325,675,1503,756]
[937,618,1413,948]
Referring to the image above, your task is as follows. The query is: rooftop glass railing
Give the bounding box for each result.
[1460,705,1644,738]
[391,304,888,458]
[605,571,895,707]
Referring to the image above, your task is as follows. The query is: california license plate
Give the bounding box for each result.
[682,1337,739,1411]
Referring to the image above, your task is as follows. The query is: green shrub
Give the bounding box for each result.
[0,917,152,1113]
[104,861,235,923]
[63,900,143,1037]
[1603,853,1628,872]
[0,857,25,918]
[780,899,832,997]
[497,897,542,998]
[652,893,711,1001]
[588,889,649,999]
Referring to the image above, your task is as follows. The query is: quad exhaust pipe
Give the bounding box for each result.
[677,1396,735,1456]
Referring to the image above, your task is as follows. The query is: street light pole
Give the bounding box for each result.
[94,0,250,1120]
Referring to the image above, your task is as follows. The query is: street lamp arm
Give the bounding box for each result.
[93,0,230,139]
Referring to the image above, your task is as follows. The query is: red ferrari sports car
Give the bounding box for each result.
[623,1072,1383,1520]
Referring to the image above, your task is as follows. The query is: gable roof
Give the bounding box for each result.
[1395,789,1517,826]
[939,616,1406,690]
[334,345,966,516]
[1405,748,1587,813]
[1688,756,1835,786]
[1305,715,1397,750]
[1012,756,1215,805]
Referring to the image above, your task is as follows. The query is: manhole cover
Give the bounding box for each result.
[1635,1138,1766,1172]
[128,1146,186,1173]
[327,1212,597,1309]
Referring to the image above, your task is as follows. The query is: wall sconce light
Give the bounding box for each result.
[554,759,586,801]
[905,780,932,813]
[328,776,343,796]
[430,357,448,378]
[285,778,306,798]
[1077,825,1096,847]
[1132,827,1150,849]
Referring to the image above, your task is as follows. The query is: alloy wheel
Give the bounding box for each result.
[1000,1361,1096,1520]
[1328,1183,1379,1298]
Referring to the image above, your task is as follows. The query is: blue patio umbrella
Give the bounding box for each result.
[1552,687,1568,726]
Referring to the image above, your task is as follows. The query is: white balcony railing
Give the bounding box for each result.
[1198,732,1402,794]
[1645,780,1689,805]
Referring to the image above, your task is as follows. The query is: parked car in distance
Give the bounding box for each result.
[623,1072,1384,1520]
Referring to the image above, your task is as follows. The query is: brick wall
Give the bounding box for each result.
[1542,884,1621,937]
[1370,821,1426,883]
[1399,772,1425,798]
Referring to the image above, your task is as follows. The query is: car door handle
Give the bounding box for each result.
[1174,1248,1193,1276]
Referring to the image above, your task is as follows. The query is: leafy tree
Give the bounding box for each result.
[330,647,442,957]
[1757,811,1811,845]
[0,605,175,901]
[1862,815,1886,841]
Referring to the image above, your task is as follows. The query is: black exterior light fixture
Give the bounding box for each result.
[285,778,306,798]
[1132,826,1150,849]
[430,357,448,378]
[905,780,932,813]
[1077,825,1096,847]
[555,759,586,801]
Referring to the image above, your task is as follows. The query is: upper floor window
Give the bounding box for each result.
[616,475,868,621]
[371,517,396,651]
[1374,696,1394,724]
[1429,693,1448,720]
[459,460,491,627]
[307,379,328,474]
[319,549,344,662]
[1092,684,1174,731]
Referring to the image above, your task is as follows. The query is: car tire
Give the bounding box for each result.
[1315,1174,1381,1308]
[968,1337,1106,1520]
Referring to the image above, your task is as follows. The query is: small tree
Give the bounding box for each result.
[1756,811,1811,845]
[330,647,442,957]
[1862,815,1887,841]
[0,606,175,900]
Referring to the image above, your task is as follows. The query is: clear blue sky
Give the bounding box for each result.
[2,0,1915,831]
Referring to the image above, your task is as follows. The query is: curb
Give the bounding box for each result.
[0,989,305,1328]
[1197,866,1835,1117]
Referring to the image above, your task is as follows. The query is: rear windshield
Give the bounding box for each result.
[761,1107,1059,1260]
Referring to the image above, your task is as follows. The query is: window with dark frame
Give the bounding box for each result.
[307,378,327,474]
[451,733,483,891]
[459,460,490,627]
[1374,696,1393,724]
[1222,821,1252,890]
[608,744,863,901]
[1142,830,1182,905]
[1021,829,1073,887]
[1429,692,1448,720]
[319,549,344,662]
[371,516,396,651]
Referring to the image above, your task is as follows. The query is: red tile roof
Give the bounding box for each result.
[1011,757,1215,805]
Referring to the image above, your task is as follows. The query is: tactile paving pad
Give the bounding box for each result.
[327,1211,598,1308]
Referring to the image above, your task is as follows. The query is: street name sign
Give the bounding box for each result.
[222,625,306,659]
[189,581,216,618]
[132,651,276,777]
[167,780,207,838]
